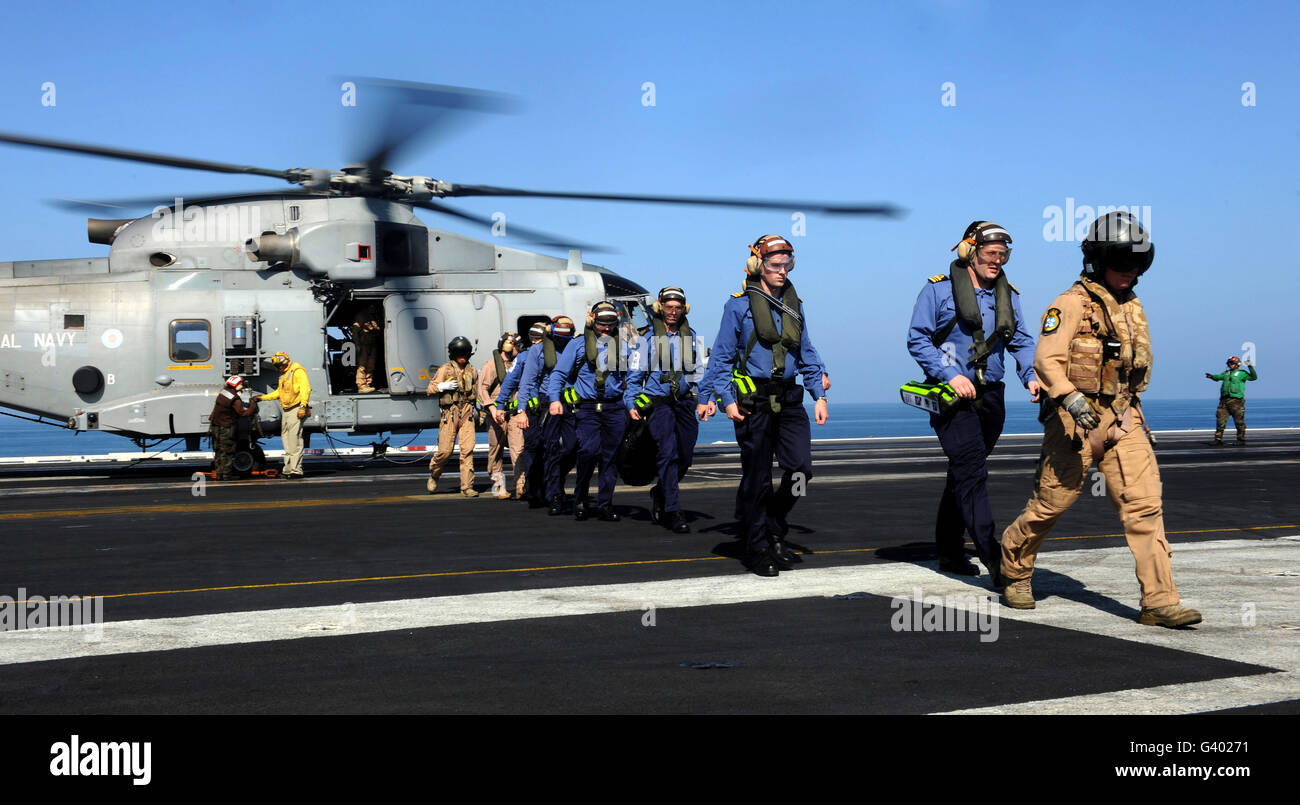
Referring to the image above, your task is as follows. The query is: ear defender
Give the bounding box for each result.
[952,220,987,263]
[952,221,1011,265]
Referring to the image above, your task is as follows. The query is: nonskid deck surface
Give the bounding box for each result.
[1,432,1296,714]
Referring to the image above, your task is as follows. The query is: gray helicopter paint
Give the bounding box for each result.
[0,194,638,444]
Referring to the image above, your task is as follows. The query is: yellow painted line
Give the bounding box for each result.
[0,496,418,521]
[23,523,1295,606]
[166,365,214,370]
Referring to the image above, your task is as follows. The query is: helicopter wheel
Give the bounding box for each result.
[233,448,257,475]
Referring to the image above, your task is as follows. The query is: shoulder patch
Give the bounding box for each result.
[1007,281,1019,294]
[731,291,745,298]
[928,274,949,283]
[1042,307,1062,335]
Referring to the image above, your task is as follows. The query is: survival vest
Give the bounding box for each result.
[1065,277,1152,410]
[437,362,477,407]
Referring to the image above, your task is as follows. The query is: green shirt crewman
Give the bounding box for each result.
[1206,356,1257,445]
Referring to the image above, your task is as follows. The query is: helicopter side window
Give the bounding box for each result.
[170,319,211,362]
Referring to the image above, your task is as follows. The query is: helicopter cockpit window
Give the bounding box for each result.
[170,320,211,362]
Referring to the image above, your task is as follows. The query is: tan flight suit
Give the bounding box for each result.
[427,361,478,492]
[352,305,382,393]
[1001,277,1180,609]
[477,353,526,497]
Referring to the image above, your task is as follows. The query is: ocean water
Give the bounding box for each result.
[2,398,1296,458]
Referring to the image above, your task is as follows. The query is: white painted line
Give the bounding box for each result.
[3,536,1297,717]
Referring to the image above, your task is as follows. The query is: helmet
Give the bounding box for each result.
[527,322,548,342]
[498,331,520,352]
[1227,356,1240,366]
[954,221,1012,264]
[447,336,473,360]
[225,375,244,388]
[746,235,795,276]
[654,286,689,316]
[589,301,619,327]
[551,316,575,338]
[751,234,793,259]
[1082,211,1153,277]
[271,351,291,367]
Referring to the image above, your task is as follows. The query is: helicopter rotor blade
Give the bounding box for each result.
[0,132,299,182]
[352,79,516,183]
[411,200,613,254]
[435,183,905,217]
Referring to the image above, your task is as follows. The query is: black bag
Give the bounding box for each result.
[616,414,658,486]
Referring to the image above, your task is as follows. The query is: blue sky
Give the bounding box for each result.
[1,0,1295,401]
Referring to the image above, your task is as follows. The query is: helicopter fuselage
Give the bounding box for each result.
[0,195,646,448]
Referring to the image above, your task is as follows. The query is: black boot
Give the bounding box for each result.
[574,500,590,521]
[771,538,801,566]
[669,510,690,534]
[650,485,665,525]
[597,507,621,522]
[548,494,565,516]
[745,548,781,577]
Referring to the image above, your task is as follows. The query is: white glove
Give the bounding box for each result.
[1063,391,1100,431]
[437,380,458,392]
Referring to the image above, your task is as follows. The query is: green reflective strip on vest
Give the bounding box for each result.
[527,397,539,411]
[563,387,578,405]
[634,393,651,409]
[731,369,757,395]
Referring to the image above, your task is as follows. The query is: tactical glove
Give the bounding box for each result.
[1062,391,1099,431]
[437,380,458,392]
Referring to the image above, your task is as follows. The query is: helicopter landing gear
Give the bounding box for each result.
[233,443,267,475]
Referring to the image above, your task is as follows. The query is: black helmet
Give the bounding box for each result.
[1082,211,1154,277]
[447,336,473,360]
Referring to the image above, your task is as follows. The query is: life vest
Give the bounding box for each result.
[489,349,512,396]
[566,327,614,399]
[928,261,1016,380]
[649,313,696,399]
[741,276,802,381]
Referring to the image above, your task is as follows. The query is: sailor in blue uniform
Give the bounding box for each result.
[510,317,576,511]
[699,235,828,576]
[547,302,627,521]
[625,286,700,534]
[491,322,546,504]
[906,220,1039,583]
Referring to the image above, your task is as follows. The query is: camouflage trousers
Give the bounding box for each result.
[210,424,237,479]
[1215,396,1246,442]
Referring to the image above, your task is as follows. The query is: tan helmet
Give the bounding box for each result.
[746,235,795,276]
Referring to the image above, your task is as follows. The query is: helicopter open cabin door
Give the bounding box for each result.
[384,295,444,395]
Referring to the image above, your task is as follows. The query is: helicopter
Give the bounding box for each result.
[0,80,900,474]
